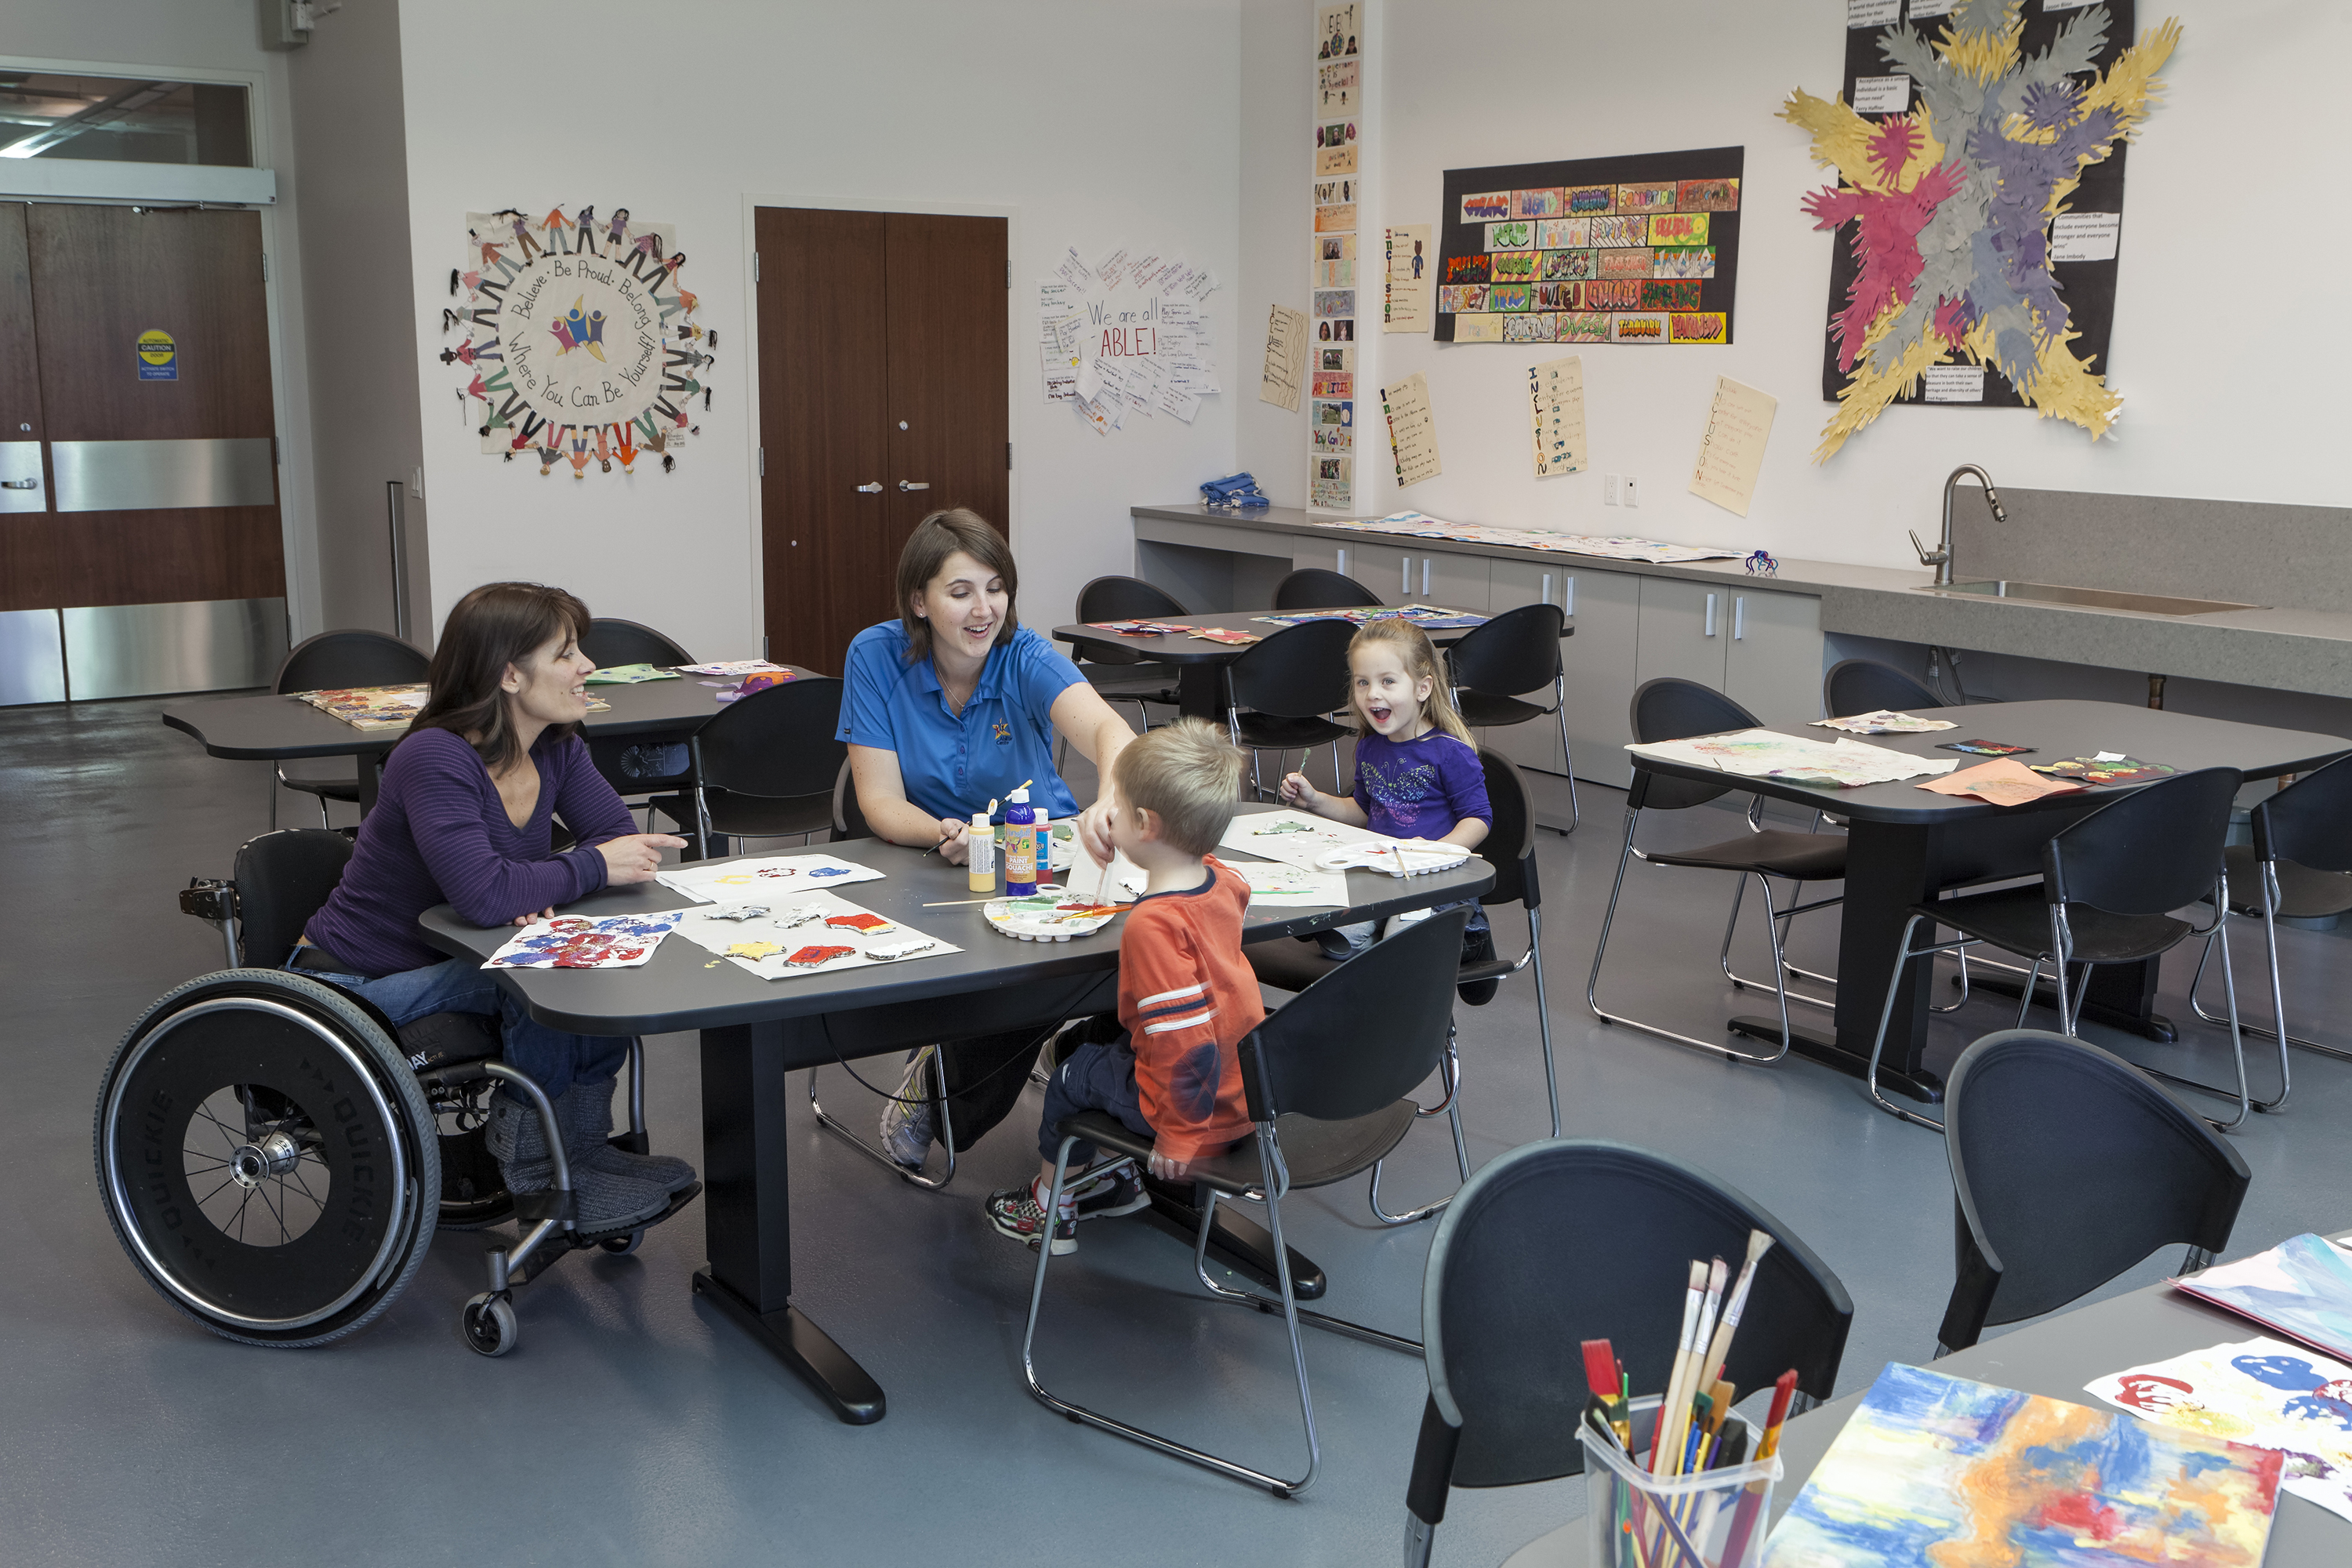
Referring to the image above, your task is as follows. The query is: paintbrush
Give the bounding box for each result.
[1668,1258,1730,1476]
[1653,1260,1708,1473]
[1581,1339,1629,1443]
[1700,1229,1775,1390]
[1719,1370,1799,1568]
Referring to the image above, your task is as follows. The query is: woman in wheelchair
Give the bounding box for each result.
[291,581,693,1232]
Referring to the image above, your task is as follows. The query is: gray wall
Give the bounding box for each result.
[286,1,429,645]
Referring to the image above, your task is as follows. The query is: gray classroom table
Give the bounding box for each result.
[1503,1236,2352,1566]
[159,669,818,812]
[1623,699,2350,1102]
[418,806,1494,1425]
[1054,609,1570,721]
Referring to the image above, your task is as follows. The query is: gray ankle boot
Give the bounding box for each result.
[555,1076,697,1194]
[485,1090,670,1232]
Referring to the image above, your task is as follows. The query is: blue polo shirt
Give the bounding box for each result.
[837,620,1086,822]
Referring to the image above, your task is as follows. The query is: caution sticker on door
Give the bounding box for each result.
[136,329,177,381]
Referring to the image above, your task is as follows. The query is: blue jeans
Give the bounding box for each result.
[285,950,630,1100]
[1036,1036,1155,1167]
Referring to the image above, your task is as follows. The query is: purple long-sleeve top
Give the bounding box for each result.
[306,725,637,976]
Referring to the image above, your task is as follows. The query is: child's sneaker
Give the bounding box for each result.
[1069,1157,1150,1221]
[878,1047,936,1168]
[985,1178,1076,1255]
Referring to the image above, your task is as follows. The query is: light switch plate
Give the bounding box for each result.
[1622,475,1640,509]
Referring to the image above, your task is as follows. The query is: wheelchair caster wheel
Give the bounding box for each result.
[596,1229,644,1255]
[462,1291,517,1357]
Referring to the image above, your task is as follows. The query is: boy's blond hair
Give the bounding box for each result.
[1348,618,1476,745]
[1112,717,1245,857]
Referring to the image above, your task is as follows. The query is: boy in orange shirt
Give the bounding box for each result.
[986,719,1261,1254]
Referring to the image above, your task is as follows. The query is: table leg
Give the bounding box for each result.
[1727,819,1944,1102]
[1177,663,1223,722]
[1134,1175,1328,1301]
[695,1021,885,1424]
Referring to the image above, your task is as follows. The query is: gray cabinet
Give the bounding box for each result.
[1635,576,1825,725]
[1486,560,1638,784]
[1635,577,1734,691]
[1290,539,1488,611]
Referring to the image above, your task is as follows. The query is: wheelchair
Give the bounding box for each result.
[94,829,699,1356]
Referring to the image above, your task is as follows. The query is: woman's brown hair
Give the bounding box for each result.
[406,581,592,772]
[895,507,1018,663]
[1348,617,1476,746]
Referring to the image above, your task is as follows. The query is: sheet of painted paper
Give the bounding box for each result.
[672,890,956,980]
[1630,730,1958,789]
[1229,862,1354,908]
[296,684,431,731]
[1384,224,1432,333]
[482,910,687,970]
[655,854,885,905]
[1689,375,1776,517]
[1527,355,1587,477]
[1379,372,1442,488]
[1812,710,1957,734]
[1260,304,1308,412]
[1762,1363,2279,1568]
[2086,1335,2352,1524]
[1064,849,1146,905]
[1915,757,2085,807]
[1219,809,1400,874]
[2175,1233,2352,1364]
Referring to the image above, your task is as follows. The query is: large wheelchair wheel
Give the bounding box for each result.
[95,970,440,1348]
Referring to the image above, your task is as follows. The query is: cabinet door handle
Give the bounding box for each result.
[1540,572,1552,607]
[1336,546,1347,576]
[855,481,884,494]
[0,477,36,490]
[1402,557,1411,595]
[1704,592,1718,637]
[1421,558,1431,597]
[898,480,931,492]
[1733,596,1747,641]
[1562,575,1574,615]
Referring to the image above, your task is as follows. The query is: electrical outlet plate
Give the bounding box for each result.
[1622,475,1640,508]
[1604,473,1621,506]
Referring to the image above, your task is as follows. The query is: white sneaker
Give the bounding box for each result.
[878,1047,937,1167]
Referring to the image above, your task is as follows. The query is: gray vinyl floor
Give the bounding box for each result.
[8,697,2350,1567]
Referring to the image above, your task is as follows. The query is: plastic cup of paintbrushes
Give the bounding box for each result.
[1581,1397,1781,1568]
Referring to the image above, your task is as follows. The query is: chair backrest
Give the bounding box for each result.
[832,757,870,840]
[1274,568,1382,611]
[1446,602,1565,699]
[274,630,429,695]
[1224,618,1355,720]
[693,677,847,800]
[1940,1029,2249,1351]
[1072,576,1189,668]
[232,829,355,967]
[1421,1138,1853,1488]
[1625,677,1760,812]
[1474,747,1537,912]
[2042,766,2242,917]
[1823,659,1943,718]
[580,616,693,670]
[1240,906,1471,1124]
[2252,752,2352,872]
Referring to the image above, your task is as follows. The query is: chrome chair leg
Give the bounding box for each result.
[2122,889,2256,1132]
[2187,868,2335,1080]
[1553,681,1579,832]
[1587,809,1791,1065]
[1720,874,1836,1012]
[806,1049,960,1190]
[1527,907,1560,1138]
[1369,1027,1468,1225]
[1860,912,1973,1132]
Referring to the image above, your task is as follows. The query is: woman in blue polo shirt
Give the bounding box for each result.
[839,507,1138,1163]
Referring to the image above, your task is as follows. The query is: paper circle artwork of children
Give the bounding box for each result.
[983,893,1121,942]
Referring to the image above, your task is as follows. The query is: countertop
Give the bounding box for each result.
[1133,504,2352,700]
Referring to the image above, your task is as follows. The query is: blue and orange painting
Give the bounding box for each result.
[1762,1364,2280,1566]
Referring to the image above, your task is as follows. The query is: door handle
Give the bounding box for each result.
[0,478,36,490]
[898,480,931,492]
[856,482,884,494]
[1704,593,1718,637]
[1733,596,1747,641]
[1421,559,1431,597]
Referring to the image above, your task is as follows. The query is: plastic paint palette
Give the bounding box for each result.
[982,890,1121,942]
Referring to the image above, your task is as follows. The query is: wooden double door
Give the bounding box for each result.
[0,202,284,616]
[754,208,1007,674]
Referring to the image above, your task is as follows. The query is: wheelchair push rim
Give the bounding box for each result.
[96,972,438,1344]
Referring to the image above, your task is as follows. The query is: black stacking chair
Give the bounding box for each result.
[1403,1138,1853,1568]
[1587,679,1848,1065]
[649,677,845,858]
[1070,575,1187,728]
[1864,767,2250,1132]
[2186,753,2352,1108]
[831,756,869,840]
[1022,908,1472,1497]
[1446,601,1578,831]
[579,618,696,826]
[1224,618,1356,798]
[1274,568,1382,610]
[270,630,430,829]
[1822,658,1944,718]
[1245,749,1561,1224]
[1936,1029,2249,1354]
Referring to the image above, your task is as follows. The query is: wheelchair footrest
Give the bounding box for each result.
[510,1189,579,1223]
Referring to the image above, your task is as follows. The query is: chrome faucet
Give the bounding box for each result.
[1910,464,2006,587]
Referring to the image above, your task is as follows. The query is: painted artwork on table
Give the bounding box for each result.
[2175,1232,2352,1364]
[482,911,687,970]
[2087,1335,2352,1524]
[1761,1363,2281,1568]
[1780,2,2182,459]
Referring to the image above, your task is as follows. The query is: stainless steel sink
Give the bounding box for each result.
[1916,579,2264,616]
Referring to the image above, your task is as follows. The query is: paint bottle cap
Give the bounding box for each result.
[1008,786,1029,804]
[971,811,989,829]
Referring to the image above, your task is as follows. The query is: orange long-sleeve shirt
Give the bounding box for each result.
[1116,856,1265,1163]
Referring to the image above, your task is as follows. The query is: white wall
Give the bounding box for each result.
[4,0,324,637]
[398,0,1243,658]
[1245,0,2352,563]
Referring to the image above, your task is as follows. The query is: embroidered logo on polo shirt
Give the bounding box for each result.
[993,721,1012,745]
